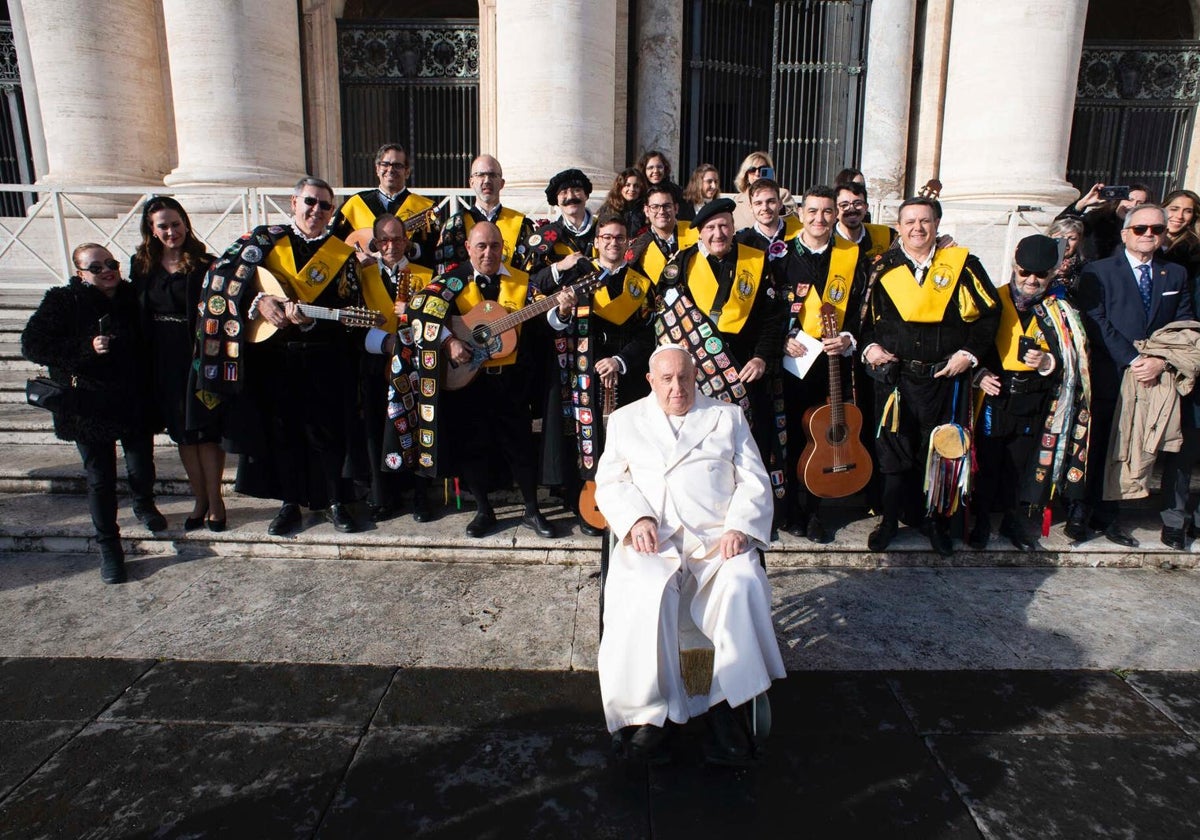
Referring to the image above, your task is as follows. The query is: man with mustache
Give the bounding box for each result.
[834,180,896,260]
[517,168,598,284]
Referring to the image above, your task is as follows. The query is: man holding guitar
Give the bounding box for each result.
[777,185,871,543]
[197,177,371,537]
[401,222,577,539]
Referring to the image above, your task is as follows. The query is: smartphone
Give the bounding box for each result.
[1098,185,1131,201]
[1018,336,1039,357]
[97,314,111,335]
[758,166,776,182]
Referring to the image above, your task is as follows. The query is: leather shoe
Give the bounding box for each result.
[578,518,605,537]
[1161,526,1186,551]
[923,519,954,557]
[1064,504,1091,542]
[626,724,671,765]
[704,702,754,767]
[206,516,226,533]
[368,503,398,523]
[134,505,167,533]
[326,504,358,533]
[522,511,556,539]
[184,506,208,532]
[805,515,831,544]
[412,498,436,523]
[99,542,126,585]
[1103,523,1138,548]
[968,516,990,550]
[999,514,1039,551]
[465,510,496,538]
[868,518,898,552]
[267,503,301,536]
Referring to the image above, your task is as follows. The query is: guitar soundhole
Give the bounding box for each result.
[825,424,848,446]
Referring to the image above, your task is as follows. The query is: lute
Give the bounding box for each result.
[248,267,383,343]
[577,379,617,531]
[344,207,441,258]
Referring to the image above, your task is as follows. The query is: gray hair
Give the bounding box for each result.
[293,177,334,200]
[1047,217,1084,238]
[1122,204,1167,229]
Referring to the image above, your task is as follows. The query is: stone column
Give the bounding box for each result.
[20,0,170,186]
[495,0,617,194]
[8,1,47,180]
[633,0,683,168]
[478,0,498,156]
[301,0,346,184]
[161,0,307,187]
[938,0,1087,205]
[860,0,916,200]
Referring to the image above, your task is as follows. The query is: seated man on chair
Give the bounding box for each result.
[595,343,786,766]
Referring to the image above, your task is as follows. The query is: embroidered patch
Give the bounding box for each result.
[204,319,219,335]
[241,245,263,264]
[227,280,243,297]
[223,320,240,337]
[419,452,434,468]
[385,453,403,469]
[420,403,435,422]
[704,337,722,354]
[225,341,239,359]
[210,276,225,293]
[207,296,226,315]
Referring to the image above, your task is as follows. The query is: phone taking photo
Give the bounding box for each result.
[97,314,111,335]
[1098,185,1131,201]
[757,166,776,182]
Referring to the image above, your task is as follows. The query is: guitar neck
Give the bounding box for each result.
[602,382,617,417]
[296,303,345,323]
[827,353,844,425]
[486,274,599,334]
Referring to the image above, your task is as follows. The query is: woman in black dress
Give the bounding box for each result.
[129,197,223,530]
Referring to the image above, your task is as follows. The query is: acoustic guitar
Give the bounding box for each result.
[798,302,873,498]
[344,208,441,258]
[443,271,607,391]
[577,379,617,531]
[247,267,383,343]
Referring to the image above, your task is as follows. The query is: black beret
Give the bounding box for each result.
[1015,234,1063,275]
[692,197,736,230]
[545,169,593,205]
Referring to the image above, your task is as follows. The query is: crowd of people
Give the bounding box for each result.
[21,144,1200,588]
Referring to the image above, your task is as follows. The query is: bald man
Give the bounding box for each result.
[435,154,534,273]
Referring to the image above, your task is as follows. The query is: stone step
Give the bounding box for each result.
[0,442,232,494]
[0,486,1194,568]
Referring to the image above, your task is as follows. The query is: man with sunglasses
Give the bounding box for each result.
[1075,205,1195,548]
[435,155,534,273]
[332,143,437,268]
[197,177,366,537]
[627,184,698,284]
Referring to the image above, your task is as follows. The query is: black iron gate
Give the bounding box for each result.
[680,0,869,192]
[337,19,479,189]
[1067,42,1200,200]
[0,19,34,215]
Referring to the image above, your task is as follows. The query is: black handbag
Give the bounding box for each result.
[25,375,74,412]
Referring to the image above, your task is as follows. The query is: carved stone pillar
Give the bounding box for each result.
[633,0,683,168]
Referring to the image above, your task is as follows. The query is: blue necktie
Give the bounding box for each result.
[1137,264,1152,315]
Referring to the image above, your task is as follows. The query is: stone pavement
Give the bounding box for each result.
[2,552,1200,837]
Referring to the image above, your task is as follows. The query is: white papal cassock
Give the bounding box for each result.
[594,393,786,732]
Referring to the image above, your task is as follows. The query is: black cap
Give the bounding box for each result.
[1015,234,1063,275]
[545,169,593,206]
[692,197,737,230]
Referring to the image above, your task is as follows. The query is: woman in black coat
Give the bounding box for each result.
[21,244,164,584]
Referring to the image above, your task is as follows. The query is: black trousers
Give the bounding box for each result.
[451,368,539,512]
[75,434,156,545]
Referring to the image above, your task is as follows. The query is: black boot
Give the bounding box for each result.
[99,541,126,585]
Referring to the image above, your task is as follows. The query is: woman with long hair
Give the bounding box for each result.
[1162,188,1200,280]
[129,196,224,531]
[600,168,648,237]
[635,150,687,219]
[682,164,721,218]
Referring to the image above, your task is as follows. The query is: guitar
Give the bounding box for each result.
[344,208,441,258]
[798,302,873,498]
[443,271,607,391]
[248,267,384,343]
[577,379,617,531]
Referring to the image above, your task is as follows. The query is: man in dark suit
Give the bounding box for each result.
[1075,204,1195,546]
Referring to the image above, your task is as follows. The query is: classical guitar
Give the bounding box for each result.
[798,302,873,498]
[577,379,617,531]
[344,207,441,258]
[443,271,607,391]
[248,267,383,343]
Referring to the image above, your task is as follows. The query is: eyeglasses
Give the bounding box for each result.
[837,200,867,210]
[376,236,407,245]
[646,203,675,213]
[1016,268,1051,280]
[378,161,408,170]
[471,171,500,180]
[1129,224,1166,236]
[77,258,119,274]
[300,195,334,212]
[596,234,627,243]
[747,166,770,175]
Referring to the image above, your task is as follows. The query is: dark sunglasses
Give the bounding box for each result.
[78,259,120,274]
[1129,224,1166,236]
[301,195,334,212]
[1016,268,1051,280]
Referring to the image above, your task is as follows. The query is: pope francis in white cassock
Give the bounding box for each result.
[595,343,786,765]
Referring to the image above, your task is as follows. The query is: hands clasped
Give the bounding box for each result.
[627,516,749,560]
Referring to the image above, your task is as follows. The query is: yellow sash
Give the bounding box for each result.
[463,207,527,265]
[591,266,652,325]
[262,236,355,304]
[678,220,698,249]
[996,285,1049,371]
[339,191,436,232]
[799,237,860,337]
[688,244,766,334]
[782,216,803,240]
[862,223,894,260]
[878,247,969,323]
[454,267,531,367]
[361,262,433,333]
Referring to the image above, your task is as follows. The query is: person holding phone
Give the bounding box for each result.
[1056,182,1152,262]
[21,244,164,584]
[731,151,795,231]
[970,235,1091,551]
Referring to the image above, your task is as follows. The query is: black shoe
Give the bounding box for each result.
[99,542,126,585]
[704,702,754,767]
[805,515,831,544]
[412,498,436,523]
[1161,526,1186,551]
[134,505,167,533]
[184,506,208,532]
[267,503,301,536]
[625,724,671,764]
[578,519,605,537]
[1103,523,1138,548]
[999,514,1039,551]
[868,518,898,552]
[923,519,954,557]
[206,516,226,533]
[1064,504,1091,541]
[368,503,398,523]
[327,504,358,533]
[522,511,556,539]
[466,510,496,538]
[968,519,990,550]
